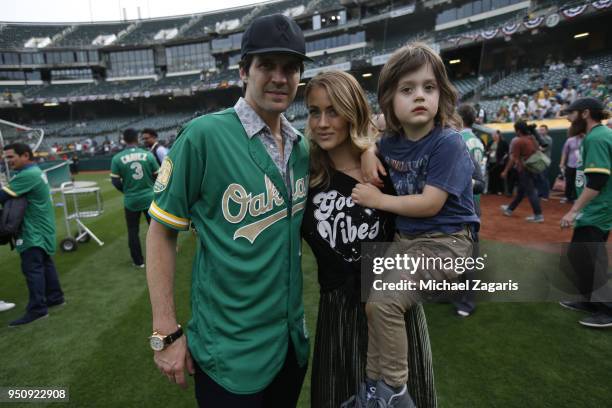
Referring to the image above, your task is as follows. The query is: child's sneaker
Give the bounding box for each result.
[341,379,377,408]
[368,380,415,408]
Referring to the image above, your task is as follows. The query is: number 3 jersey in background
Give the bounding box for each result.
[110,147,160,211]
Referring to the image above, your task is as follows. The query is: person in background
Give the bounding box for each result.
[487,130,509,195]
[577,75,590,97]
[69,153,79,177]
[0,143,64,327]
[509,103,520,122]
[474,103,486,124]
[534,125,553,200]
[560,97,612,328]
[141,128,168,166]
[559,129,584,204]
[501,121,543,223]
[455,103,486,317]
[110,128,160,267]
[495,105,510,123]
[537,84,555,101]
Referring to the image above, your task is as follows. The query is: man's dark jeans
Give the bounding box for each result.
[125,209,151,265]
[568,226,612,314]
[508,170,542,215]
[20,247,64,316]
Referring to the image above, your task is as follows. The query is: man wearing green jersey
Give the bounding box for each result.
[146,14,311,406]
[457,103,486,207]
[560,97,612,328]
[0,143,64,327]
[455,104,486,318]
[111,128,159,267]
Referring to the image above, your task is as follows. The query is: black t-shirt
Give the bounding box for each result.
[302,170,396,293]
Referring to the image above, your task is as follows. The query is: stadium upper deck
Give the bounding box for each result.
[0,0,610,112]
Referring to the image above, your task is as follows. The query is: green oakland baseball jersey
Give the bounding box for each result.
[575,124,612,231]
[149,109,310,393]
[2,164,56,255]
[461,128,485,203]
[110,147,159,211]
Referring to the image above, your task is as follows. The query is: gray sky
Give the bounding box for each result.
[0,0,268,23]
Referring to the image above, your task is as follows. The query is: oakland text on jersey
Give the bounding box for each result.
[222,174,307,243]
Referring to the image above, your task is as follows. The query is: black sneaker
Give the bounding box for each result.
[9,313,48,327]
[368,381,415,408]
[559,301,596,313]
[579,313,612,328]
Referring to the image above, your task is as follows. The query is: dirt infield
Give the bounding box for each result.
[78,170,607,247]
[480,193,611,245]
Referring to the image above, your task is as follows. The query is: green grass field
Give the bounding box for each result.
[1,172,611,407]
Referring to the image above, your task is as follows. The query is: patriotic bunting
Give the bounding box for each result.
[562,5,588,18]
[501,23,519,36]
[523,16,544,29]
[592,0,611,9]
[481,28,499,39]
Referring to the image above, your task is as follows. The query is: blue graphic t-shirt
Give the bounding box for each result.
[378,125,480,234]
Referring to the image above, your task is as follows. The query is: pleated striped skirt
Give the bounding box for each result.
[311,286,437,408]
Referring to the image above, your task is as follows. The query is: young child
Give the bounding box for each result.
[347,43,480,407]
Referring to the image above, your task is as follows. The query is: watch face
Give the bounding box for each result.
[150,336,164,351]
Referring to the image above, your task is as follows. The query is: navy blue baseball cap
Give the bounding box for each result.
[241,14,312,61]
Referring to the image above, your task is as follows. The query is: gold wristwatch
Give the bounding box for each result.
[149,325,183,351]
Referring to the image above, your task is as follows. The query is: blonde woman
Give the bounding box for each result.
[301,71,435,408]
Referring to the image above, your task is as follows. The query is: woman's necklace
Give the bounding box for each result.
[336,165,360,172]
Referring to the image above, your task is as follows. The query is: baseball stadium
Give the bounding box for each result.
[1,0,611,407]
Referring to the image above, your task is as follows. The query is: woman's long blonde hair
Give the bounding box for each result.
[305,70,374,188]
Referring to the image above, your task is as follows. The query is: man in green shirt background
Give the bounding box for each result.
[146,14,310,407]
[455,103,486,318]
[0,143,64,327]
[535,124,553,200]
[560,97,612,328]
[110,128,159,267]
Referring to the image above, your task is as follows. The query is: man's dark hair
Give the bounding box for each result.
[123,128,138,144]
[238,55,254,94]
[457,104,477,128]
[3,142,33,160]
[142,128,158,138]
[539,124,549,131]
[589,108,610,122]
